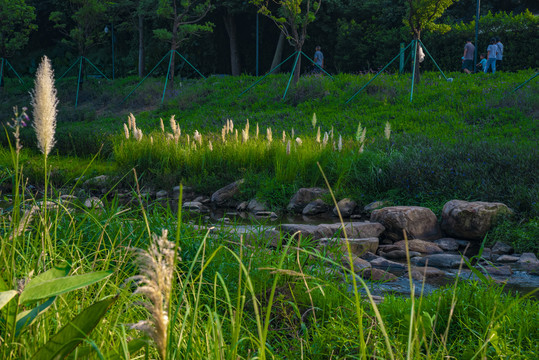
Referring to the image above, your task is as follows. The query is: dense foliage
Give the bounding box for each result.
[2,0,538,79]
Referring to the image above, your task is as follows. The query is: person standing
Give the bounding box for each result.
[313,46,324,74]
[495,37,504,71]
[486,38,498,74]
[462,39,475,74]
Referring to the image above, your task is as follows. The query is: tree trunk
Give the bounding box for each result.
[292,44,302,84]
[223,11,241,76]
[138,14,144,78]
[270,32,285,73]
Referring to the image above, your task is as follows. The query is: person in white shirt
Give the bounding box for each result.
[495,37,504,71]
[486,38,498,74]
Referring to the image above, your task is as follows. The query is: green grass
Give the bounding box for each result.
[1,69,538,253]
[1,183,537,359]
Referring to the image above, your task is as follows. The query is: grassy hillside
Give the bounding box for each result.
[1,70,538,251]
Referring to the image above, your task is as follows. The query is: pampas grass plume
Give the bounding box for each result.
[128,229,177,360]
[31,56,58,157]
[384,121,391,140]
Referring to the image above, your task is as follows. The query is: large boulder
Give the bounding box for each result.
[516,253,539,273]
[247,199,267,213]
[287,188,328,213]
[370,206,441,241]
[440,200,512,240]
[302,199,329,216]
[333,198,357,217]
[211,179,244,207]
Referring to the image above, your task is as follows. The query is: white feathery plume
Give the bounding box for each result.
[312,113,317,128]
[242,128,249,143]
[221,126,226,143]
[360,128,367,144]
[282,130,286,143]
[128,229,177,360]
[267,127,273,143]
[316,127,321,143]
[31,56,58,157]
[291,128,295,139]
[286,140,291,155]
[124,123,130,139]
[160,118,165,133]
[150,136,154,144]
[134,128,143,141]
[187,134,190,146]
[169,115,176,133]
[208,140,213,151]
[338,135,342,152]
[384,121,391,140]
[194,130,202,145]
[330,126,334,141]
[235,129,238,142]
[256,123,259,139]
[359,143,364,154]
[129,113,137,131]
[322,132,329,147]
[295,137,302,146]
[245,119,250,135]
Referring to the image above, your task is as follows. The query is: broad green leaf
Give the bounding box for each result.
[15,297,56,336]
[0,290,18,310]
[24,263,71,290]
[20,271,112,304]
[31,296,116,360]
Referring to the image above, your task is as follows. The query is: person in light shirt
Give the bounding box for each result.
[495,37,504,71]
[485,38,498,74]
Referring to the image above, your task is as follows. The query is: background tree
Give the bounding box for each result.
[154,0,213,89]
[214,0,252,76]
[251,0,322,84]
[49,0,109,59]
[405,0,456,83]
[112,0,159,77]
[0,0,37,86]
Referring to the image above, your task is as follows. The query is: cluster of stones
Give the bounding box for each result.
[192,183,538,284]
[77,177,538,284]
